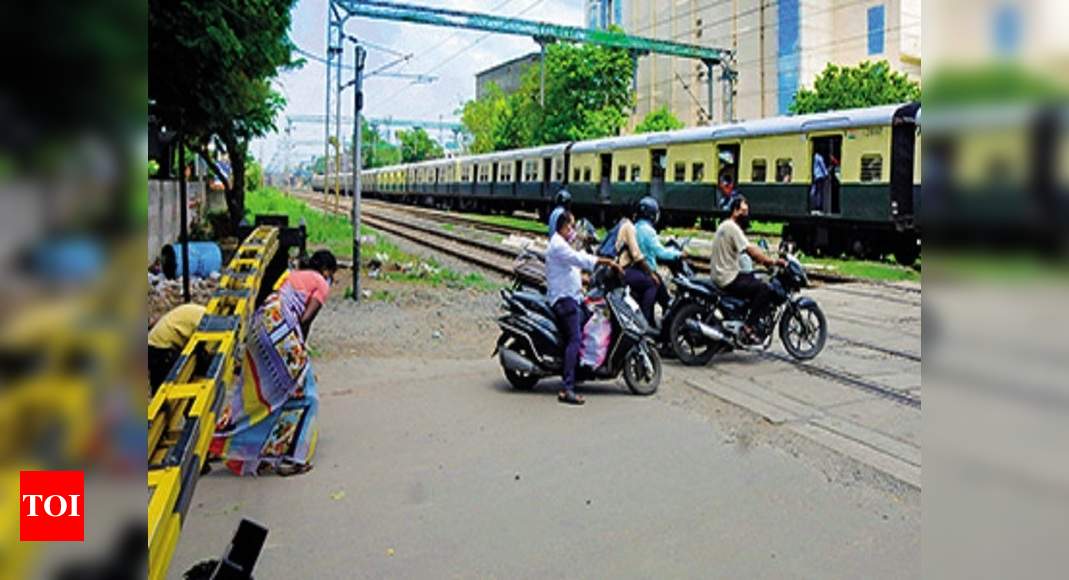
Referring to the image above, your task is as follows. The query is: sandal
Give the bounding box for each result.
[558,391,585,405]
[276,462,314,477]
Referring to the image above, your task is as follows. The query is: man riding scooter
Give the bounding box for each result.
[546,210,621,405]
[711,196,786,344]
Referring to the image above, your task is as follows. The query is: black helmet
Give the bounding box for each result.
[637,196,660,224]
[553,189,572,209]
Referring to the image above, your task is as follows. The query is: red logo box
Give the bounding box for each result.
[20,471,84,542]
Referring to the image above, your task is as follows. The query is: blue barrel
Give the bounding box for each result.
[162,241,223,279]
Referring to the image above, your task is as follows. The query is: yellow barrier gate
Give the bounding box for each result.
[148,226,279,580]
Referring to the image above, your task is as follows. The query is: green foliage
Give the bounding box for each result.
[922,64,1069,106]
[634,106,685,133]
[789,60,920,115]
[245,157,263,191]
[149,0,299,227]
[397,127,444,163]
[459,33,635,151]
[463,83,503,154]
[362,120,402,168]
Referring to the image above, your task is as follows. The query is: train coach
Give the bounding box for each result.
[317,103,921,264]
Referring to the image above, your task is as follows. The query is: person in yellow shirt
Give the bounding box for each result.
[148,303,207,393]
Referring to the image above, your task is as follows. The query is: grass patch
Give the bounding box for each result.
[247,188,501,291]
[463,213,546,234]
[801,256,920,283]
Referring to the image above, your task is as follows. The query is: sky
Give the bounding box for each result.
[260,0,585,172]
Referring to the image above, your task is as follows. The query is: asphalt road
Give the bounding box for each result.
[170,353,919,579]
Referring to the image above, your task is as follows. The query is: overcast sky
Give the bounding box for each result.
[259,0,585,171]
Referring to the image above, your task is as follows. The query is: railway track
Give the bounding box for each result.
[760,351,921,408]
[827,334,921,362]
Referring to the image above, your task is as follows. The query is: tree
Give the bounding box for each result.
[634,106,685,133]
[459,30,635,151]
[461,83,509,154]
[149,0,299,230]
[397,128,444,163]
[361,120,402,168]
[789,60,920,115]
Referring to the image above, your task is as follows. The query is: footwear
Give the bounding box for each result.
[558,390,585,405]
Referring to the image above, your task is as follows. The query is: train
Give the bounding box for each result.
[313,103,922,265]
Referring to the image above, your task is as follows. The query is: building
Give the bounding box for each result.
[613,0,920,127]
[585,0,623,30]
[475,52,542,99]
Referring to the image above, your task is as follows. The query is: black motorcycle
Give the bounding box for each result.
[493,265,662,395]
[668,254,828,365]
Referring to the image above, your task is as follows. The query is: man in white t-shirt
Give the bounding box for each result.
[711,196,786,343]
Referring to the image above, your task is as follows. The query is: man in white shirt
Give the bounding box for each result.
[711,196,786,344]
[546,210,620,405]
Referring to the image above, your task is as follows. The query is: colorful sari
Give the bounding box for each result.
[210,279,321,475]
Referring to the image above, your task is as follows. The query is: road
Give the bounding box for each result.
[170,321,920,578]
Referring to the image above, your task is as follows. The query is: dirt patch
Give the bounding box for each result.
[308,268,502,360]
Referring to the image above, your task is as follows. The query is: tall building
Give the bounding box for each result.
[617,0,921,127]
[586,0,624,30]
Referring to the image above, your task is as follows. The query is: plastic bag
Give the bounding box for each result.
[579,297,612,369]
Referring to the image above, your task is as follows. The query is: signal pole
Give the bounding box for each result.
[349,38,366,302]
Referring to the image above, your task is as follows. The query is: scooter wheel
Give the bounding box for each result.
[623,344,661,396]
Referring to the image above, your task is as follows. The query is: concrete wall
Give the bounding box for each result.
[147,180,206,265]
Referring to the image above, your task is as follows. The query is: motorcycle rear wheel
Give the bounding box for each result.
[668,302,718,366]
[623,344,661,396]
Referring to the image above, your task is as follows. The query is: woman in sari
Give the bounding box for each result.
[210,250,338,476]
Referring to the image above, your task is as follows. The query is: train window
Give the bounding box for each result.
[617,165,627,182]
[573,167,581,182]
[583,167,592,182]
[775,159,794,183]
[555,157,564,181]
[860,154,883,182]
[751,159,767,183]
[674,162,687,182]
[631,165,641,182]
[692,163,705,182]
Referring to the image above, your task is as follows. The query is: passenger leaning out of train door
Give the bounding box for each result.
[547,190,573,237]
[711,196,787,344]
[717,172,738,211]
[633,197,681,328]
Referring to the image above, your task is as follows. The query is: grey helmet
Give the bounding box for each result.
[553,189,572,209]
[637,196,660,225]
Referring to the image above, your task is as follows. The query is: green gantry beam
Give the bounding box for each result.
[336,0,732,64]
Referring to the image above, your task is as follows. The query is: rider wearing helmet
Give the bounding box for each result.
[633,197,680,327]
[547,190,573,238]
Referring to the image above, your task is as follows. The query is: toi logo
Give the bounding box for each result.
[20,471,84,542]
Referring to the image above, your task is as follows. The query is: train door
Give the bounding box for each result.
[492,162,499,193]
[716,143,740,207]
[512,160,521,196]
[810,135,843,214]
[599,153,613,202]
[650,149,667,199]
[542,158,552,199]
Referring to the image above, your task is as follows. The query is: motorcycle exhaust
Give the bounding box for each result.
[684,319,727,342]
[499,348,538,375]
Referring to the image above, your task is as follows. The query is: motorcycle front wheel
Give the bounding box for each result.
[668,303,719,366]
[778,301,827,361]
[623,343,661,396]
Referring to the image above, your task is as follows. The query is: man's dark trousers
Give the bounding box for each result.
[552,297,588,393]
[723,272,773,327]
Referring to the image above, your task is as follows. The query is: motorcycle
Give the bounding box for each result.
[667,253,828,365]
[493,265,662,395]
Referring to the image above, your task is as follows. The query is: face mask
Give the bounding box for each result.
[565,229,578,243]
[736,215,750,231]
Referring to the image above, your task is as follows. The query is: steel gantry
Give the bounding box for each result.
[332,0,737,120]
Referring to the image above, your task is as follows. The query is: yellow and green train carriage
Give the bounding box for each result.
[335,103,922,264]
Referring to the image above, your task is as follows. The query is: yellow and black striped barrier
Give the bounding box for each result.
[148,225,278,580]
